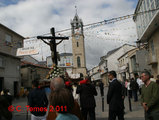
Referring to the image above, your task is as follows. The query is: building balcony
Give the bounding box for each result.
[100,67,108,75]
[118,65,127,73]
[139,11,159,42]
[91,72,101,81]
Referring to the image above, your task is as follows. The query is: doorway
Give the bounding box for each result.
[0,77,4,92]
[14,81,18,97]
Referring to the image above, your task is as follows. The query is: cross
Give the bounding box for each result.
[37,27,69,65]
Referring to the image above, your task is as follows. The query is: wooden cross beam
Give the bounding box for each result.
[37,36,69,40]
[37,27,69,65]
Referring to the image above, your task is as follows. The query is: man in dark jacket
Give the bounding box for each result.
[0,95,12,120]
[28,80,48,120]
[130,78,139,102]
[99,81,104,96]
[107,71,124,120]
[76,77,97,120]
[2,89,13,105]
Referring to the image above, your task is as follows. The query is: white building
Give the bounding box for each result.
[88,66,101,82]
[99,44,136,85]
[46,53,73,68]
[46,53,81,78]
[99,57,108,86]
[118,48,137,81]
[106,44,136,73]
[58,53,73,67]
[118,47,152,81]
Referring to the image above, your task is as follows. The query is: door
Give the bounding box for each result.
[14,81,18,97]
[0,77,4,92]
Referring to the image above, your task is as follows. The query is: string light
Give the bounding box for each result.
[24,7,159,40]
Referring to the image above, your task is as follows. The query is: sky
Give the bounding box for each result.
[0,0,138,69]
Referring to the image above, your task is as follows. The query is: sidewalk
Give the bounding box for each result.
[95,87,144,120]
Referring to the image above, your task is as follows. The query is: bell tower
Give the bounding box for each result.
[71,13,87,77]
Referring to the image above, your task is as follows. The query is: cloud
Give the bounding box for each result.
[0,0,138,69]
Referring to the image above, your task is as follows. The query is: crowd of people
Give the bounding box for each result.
[121,71,159,120]
[0,70,159,120]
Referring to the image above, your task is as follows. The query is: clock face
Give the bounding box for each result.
[75,35,80,40]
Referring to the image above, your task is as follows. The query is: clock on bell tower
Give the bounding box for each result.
[71,13,87,77]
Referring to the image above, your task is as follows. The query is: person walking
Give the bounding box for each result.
[136,75,144,95]
[126,80,132,98]
[130,78,139,102]
[124,80,128,96]
[76,77,97,120]
[107,71,124,120]
[72,83,79,102]
[141,71,159,120]
[28,80,48,120]
[99,81,104,96]
[135,73,144,95]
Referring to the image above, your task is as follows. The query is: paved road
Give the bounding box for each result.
[12,87,144,120]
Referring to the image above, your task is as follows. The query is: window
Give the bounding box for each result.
[75,35,80,40]
[17,41,22,48]
[156,0,159,8]
[146,0,150,8]
[151,1,156,16]
[5,34,12,46]
[142,1,147,27]
[77,42,79,47]
[77,56,81,67]
[0,57,4,67]
[143,0,147,11]
[0,57,3,67]
[151,1,155,9]
[67,58,70,63]
[131,55,137,72]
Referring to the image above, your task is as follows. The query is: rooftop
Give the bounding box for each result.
[0,23,25,39]
[21,60,50,69]
[60,53,73,56]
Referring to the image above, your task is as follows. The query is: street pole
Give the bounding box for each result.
[26,100,28,120]
[102,96,104,112]
[127,63,132,111]
[128,94,132,111]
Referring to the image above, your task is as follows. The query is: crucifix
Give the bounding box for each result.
[37,27,69,65]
